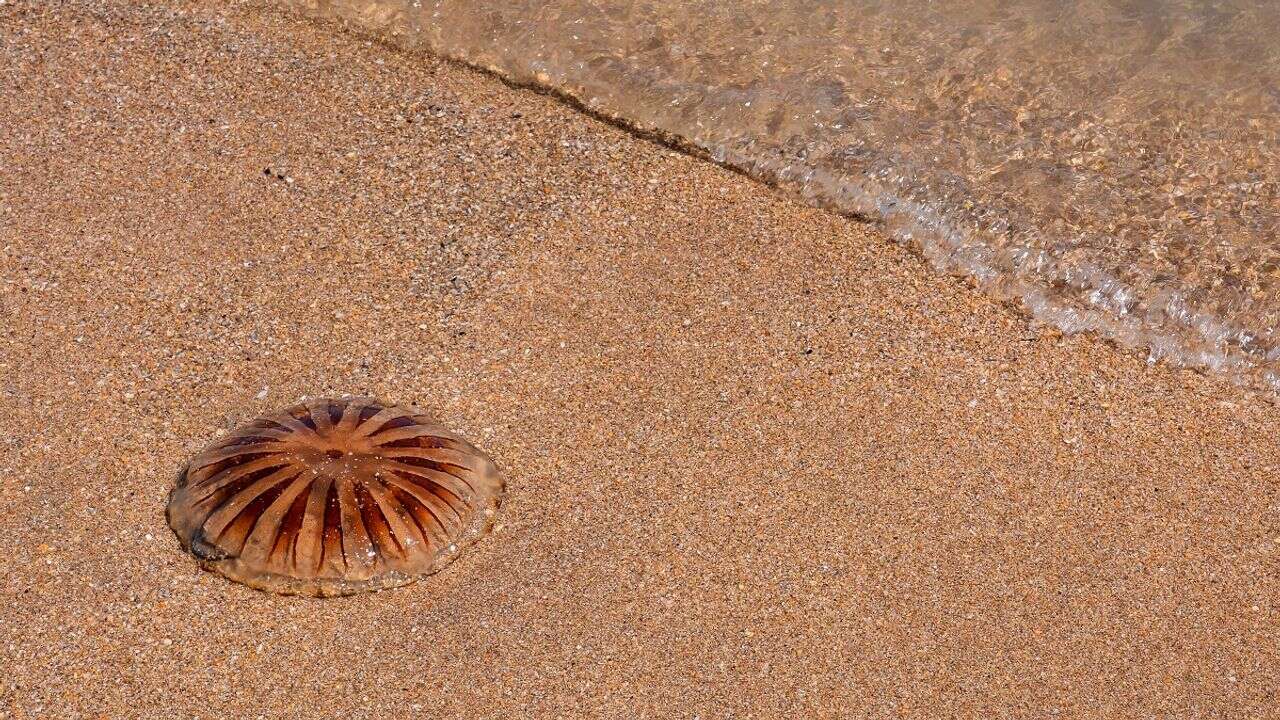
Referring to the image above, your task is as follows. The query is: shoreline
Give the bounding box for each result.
[2,1,1277,717]
[302,0,1280,400]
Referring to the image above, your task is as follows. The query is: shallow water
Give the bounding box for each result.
[297,0,1280,390]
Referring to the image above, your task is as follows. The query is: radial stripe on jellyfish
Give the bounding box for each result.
[167,397,504,596]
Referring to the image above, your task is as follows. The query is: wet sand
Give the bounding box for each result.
[1,1,1277,717]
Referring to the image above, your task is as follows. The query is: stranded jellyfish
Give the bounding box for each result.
[167,397,503,596]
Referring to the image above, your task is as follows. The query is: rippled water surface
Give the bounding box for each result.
[298,0,1280,389]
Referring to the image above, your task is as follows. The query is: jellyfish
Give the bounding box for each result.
[167,397,503,596]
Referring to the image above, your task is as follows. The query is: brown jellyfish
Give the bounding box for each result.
[167,397,503,596]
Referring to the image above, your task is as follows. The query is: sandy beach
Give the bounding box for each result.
[1,1,1277,717]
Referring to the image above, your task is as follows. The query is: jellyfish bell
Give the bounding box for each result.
[167,397,503,596]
